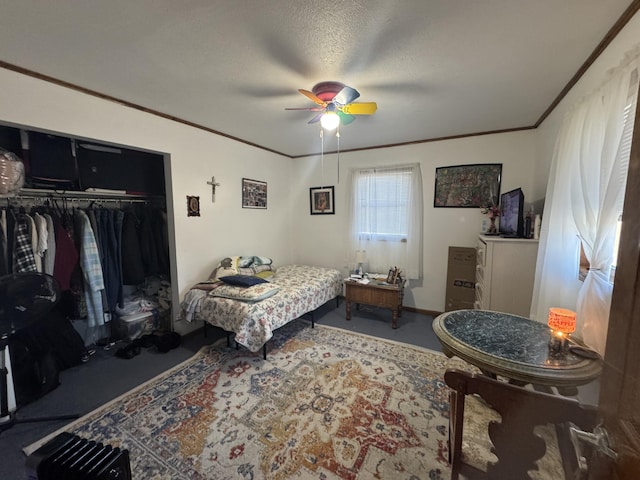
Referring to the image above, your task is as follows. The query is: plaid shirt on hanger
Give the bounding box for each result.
[14,215,37,273]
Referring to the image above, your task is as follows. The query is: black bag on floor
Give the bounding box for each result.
[43,308,88,370]
[8,308,87,406]
[9,334,60,407]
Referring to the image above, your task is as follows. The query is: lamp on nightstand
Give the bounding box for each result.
[354,250,368,276]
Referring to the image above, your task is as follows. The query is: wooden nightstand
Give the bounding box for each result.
[344,279,406,328]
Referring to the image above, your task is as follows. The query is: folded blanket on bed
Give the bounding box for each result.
[191,281,221,291]
[209,283,280,302]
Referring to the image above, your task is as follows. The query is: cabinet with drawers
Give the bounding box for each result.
[475,235,539,317]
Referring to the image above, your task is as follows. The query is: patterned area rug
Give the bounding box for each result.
[26,321,563,479]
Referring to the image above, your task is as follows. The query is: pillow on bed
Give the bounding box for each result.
[210,283,280,302]
[219,275,267,287]
[237,264,273,276]
[210,256,273,280]
[211,256,240,279]
[254,269,275,281]
[237,256,273,268]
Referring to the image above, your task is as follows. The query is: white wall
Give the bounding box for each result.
[291,130,537,312]
[0,68,293,335]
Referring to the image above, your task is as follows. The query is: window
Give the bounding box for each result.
[577,98,634,285]
[354,167,412,242]
[579,214,623,284]
[349,164,423,279]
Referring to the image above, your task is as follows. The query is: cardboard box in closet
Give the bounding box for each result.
[445,246,477,311]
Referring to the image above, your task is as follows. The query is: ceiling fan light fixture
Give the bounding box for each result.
[320,111,340,130]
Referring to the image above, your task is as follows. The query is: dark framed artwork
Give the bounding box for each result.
[434,163,502,208]
[242,178,267,209]
[187,196,200,216]
[310,186,335,215]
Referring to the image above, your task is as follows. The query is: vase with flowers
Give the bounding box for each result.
[481,205,501,234]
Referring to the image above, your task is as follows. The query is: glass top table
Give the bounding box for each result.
[432,309,602,387]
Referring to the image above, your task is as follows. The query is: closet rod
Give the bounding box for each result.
[4,195,150,205]
[19,188,160,200]
[3,188,163,203]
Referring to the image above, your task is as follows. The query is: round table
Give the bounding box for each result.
[432,309,602,387]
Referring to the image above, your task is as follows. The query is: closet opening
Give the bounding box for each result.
[0,122,175,348]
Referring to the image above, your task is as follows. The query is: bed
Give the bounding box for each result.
[179,261,343,357]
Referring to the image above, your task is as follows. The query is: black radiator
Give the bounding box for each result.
[25,432,131,480]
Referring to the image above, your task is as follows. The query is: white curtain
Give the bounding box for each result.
[531,47,639,354]
[348,163,423,279]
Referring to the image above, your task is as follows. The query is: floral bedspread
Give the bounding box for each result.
[179,264,343,352]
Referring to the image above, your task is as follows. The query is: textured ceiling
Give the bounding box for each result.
[0,1,636,157]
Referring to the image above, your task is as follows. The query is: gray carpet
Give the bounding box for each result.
[0,300,440,479]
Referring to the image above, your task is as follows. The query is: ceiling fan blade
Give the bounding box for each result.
[284,107,324,111]
[340,102,378,115]
[337,111,356,125]
[308,113,323,124]
[298,89,327,106]
[332,86,360,106]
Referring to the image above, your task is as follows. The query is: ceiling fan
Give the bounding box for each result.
[285,81,377,130]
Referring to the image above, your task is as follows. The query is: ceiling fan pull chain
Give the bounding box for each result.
[336,127,340,184]
[320,127,324,184]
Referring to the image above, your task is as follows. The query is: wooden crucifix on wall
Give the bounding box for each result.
[206,176,221,202]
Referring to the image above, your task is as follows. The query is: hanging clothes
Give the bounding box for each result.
[4,196,168,334]
[13,213,37,273]
[152,208,170,275]
[26,213,41,272]
[33,212,48,272]
[76,209,105,328]
[95,208,122,312]
[121,209,144,285]
[52,212,79,291]
[0,209,7,276]
[138,211,158,276]
[114,209,124,307]
[5,207,16,273]
[42,212,56,275]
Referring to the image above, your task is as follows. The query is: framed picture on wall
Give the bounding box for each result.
[187,195,200,216]
[242,178,267,209]
[310,186,335,215]
[434,163,502,208]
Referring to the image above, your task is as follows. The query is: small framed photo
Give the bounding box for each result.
[386,268,395,284]
[187,196,200,216]
[386,266,403,285]
[242,178,267,209]
[310,186,335,215]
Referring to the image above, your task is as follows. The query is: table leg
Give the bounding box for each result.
[449,389,465,479]
[391,309,398,329]
[346,301,352,321]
